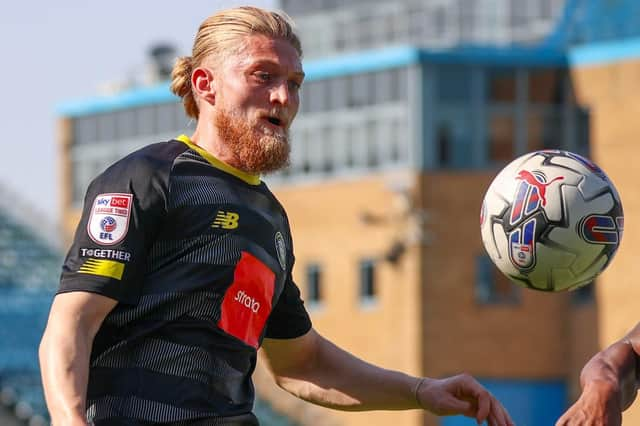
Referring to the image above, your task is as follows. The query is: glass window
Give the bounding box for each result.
[373,70,393,104]
[322,127,335,174]
[475,255,520,304]
[359,259,376,302]
[348,74,372,107]
[437,65,472,103]
[329,76,349,110]
[437,123,452,167]
[174,102,190,131]
[396,67,408,101]
[156,103,177,134]
[71,161,87,205]
[488,113,515,164]
[365,120,378,168]
[137,106,157,136]
[305,81,328,113]
[73,116,98,145]
[96,112,116,141]
[344,125,356,168]
[115,109,136,139]
[389,120,401,163]
[527,110,563,152]
[488,68,516,103]
[529,69,564,104]
[306,263,322,305]
[435,106,474,168]
[408,8,428,41]
[575,107,591,156]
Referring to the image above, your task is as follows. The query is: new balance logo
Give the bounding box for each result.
[212,211,239,229]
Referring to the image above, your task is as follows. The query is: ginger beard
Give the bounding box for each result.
[215,107,291,175]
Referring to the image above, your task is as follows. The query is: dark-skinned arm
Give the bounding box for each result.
[556,322,640,426]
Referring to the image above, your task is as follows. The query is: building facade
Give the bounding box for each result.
[56,1,640,425]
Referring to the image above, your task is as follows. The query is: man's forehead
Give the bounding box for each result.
[234,35,302,71]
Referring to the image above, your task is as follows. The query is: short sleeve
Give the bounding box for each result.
[58,146,173,304]
[264,271,312,339]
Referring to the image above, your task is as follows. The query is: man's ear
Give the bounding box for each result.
[191,67,216,105]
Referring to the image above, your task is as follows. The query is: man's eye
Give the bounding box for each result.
[256,72,272,81]
[288,80,301,91]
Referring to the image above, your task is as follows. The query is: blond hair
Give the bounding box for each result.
[171,6,302,119]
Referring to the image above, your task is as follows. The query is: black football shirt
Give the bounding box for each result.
[58,135,312,425]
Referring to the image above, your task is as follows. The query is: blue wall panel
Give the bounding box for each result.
[441,379,567,426]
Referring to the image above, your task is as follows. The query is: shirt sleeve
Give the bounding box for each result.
[264,270,312,339]
[58,150,170,304]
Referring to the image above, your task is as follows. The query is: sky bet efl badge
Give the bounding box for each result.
[87,193,133,245]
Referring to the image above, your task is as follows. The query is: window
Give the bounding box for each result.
[359,259,377,304]
[437,123,452,166]
[487,68,516,103]
[575,107,591,156]
[373,70,393,104]
[348,74,372,107]
[329,76,349,110]
[73,116,98,145]
[137,105,157,136]
[527,110,562,152]
[115,109,136,139]
[437,65,472,103]
[475,255,520,304]
[304,80,328,113]
[306,263,322,306]
[174,102,192,131]
[96,112,116,141]
[365,120,378,168]
[156,103,177,134]
[488,114,515,165]
[435,107,474,168]
[528,69,564,105]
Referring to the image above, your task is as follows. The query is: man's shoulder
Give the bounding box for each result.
[123,139,188,166]
[107,139,188,176]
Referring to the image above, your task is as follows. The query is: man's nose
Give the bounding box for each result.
[270,81,290,106]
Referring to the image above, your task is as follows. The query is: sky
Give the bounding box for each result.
[0,0,274,222]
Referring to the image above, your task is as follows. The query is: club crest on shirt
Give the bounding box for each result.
[87,193,133,246]
[275,231,287,271]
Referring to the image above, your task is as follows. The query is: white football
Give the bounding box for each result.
[480,150,623,292]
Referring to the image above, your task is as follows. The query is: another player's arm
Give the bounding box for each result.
[39,292,117,426]
[261,328,513,425]
[583,325,640,410]
[556,322,640,426]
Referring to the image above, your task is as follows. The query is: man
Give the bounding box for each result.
[556,323,640,425]
[39,6,513,426]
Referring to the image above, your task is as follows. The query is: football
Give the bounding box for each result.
[480,150,624,292]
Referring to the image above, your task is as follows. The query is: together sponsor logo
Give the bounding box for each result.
[233,290,260,313]
[211,211,239,229]
[80,248,132,262]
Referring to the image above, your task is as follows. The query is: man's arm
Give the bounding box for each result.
[39,292,117,426]
[261,328,513,425]
[556,322,640,426]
